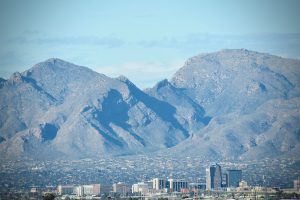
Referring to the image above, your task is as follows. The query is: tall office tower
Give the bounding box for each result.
[227,170,242,187]
[206,164,222,190]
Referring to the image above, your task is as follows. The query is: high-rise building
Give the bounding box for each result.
[153,178,167,190]
[168,179,188,192]
[227,170,242,188]
[206,164,222,190]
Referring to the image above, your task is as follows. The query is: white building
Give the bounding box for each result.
[132,182,149,195]
[237,180,249,191]
[57,185,75,195]
[82,185,94,196]
[74,186,83,196]
[74,184,100,196]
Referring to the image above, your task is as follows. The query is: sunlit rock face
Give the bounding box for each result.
[0,58,188,159]
[150,49,300,160]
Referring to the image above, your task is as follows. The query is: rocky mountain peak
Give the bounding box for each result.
[0,77,7,88]
[9,72,23,84]
[1,50,299,161]
[153,79,171,91]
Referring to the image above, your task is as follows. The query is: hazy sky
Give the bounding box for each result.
[0,0,300,88]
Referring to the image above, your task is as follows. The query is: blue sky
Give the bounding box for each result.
[0,0,300,88]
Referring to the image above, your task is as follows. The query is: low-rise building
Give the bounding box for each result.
[112,182,131,195]
[100,184,112,194]
[132,182,149,195]
[57,185,75,195]
[168,179,188,192]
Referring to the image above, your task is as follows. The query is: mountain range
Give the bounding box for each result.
[0,49,299,160]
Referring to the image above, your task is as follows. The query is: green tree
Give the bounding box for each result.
[42,193,56,200]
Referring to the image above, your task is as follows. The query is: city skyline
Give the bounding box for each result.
[27,163,300,199]
[1,1,300,199]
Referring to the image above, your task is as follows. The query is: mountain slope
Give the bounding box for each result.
[147,49,300,160]
[1,49,300,161]
[170,49,300,116]
[145,79,211,135]
[0,59,188,159]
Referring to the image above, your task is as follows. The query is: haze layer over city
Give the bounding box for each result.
[0,0,300,200]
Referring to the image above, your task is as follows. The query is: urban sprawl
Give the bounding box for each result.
[2,163,300,200]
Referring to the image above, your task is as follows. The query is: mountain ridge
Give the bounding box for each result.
[0,49,299,161]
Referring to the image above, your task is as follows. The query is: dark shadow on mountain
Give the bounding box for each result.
[0,136,5,143]
[124,80,189,138]
[148,78,212,126]
[200,116,212,125]
[88,121,125,147]
[98,89,146,146]
[40,123,58,141]
[80,104,125,147]
[81,89,146,147]
[22,76,58,103]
